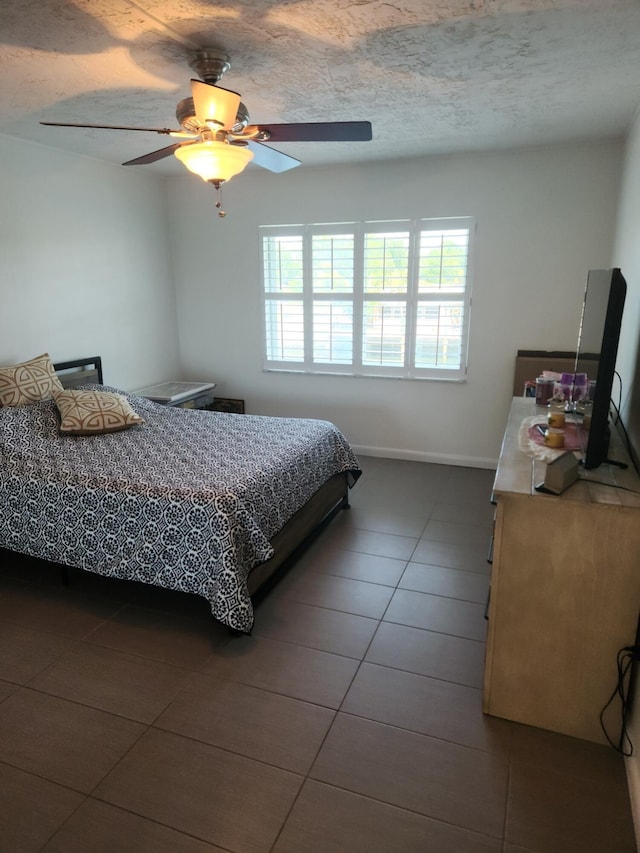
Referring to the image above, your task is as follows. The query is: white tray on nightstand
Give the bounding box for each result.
[135,381,216,405]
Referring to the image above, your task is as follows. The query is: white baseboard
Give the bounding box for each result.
[352,444,497,470]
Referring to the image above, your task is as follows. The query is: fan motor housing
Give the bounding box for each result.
[189,50,231,84]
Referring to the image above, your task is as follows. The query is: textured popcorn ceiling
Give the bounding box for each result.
[1,0,640,176]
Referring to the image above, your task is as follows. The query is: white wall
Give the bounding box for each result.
[0,133,622,467]
[613,110,640,453]
[169,140,622,467]
[611,108,640,836]
[0,133,180,389]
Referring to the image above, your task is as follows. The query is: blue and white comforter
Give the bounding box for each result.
[0,389,361,631]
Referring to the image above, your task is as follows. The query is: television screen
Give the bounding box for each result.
[574,268,626,469]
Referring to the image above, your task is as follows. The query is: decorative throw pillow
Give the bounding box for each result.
[54,389,145,435]
[0,352,64,407]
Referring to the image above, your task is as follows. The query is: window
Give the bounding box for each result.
[260,217,474,380]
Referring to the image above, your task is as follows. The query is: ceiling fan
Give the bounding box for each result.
[41,49,373,214]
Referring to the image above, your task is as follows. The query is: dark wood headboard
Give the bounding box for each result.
[513,349,601,396]
[53,356,103,389]
[513,350,578,396]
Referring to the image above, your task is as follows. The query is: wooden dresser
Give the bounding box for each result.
[483,397,640,744]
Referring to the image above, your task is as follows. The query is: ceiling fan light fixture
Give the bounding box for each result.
[191,80,241,132]
[174,140,254,183]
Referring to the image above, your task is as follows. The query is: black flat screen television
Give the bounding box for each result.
[574,268,627,470]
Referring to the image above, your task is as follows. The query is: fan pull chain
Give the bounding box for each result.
[214,182,226,218]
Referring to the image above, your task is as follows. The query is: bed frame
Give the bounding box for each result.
[248,470,349,603]
[51,357,351,615]
[55,355,103,388]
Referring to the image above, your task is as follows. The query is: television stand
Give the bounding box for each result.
[483,397,640,744]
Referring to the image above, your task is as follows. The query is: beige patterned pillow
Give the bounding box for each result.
[0,353,64,407]
[54,389,145,435]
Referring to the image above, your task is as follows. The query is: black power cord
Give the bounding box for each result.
[600,645,640,756]
[611,372,640,477]
[576,475,640,495]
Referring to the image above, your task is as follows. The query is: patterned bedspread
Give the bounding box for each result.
[0,389,361,631]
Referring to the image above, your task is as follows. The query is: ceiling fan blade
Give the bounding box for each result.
[190,80,241,131]
[40,121,178,135]
[254,121,372,143]
[122,142,185,166]
[246,141,301,173]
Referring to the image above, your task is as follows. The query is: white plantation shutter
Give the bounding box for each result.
[415,226,471,372]
[312,234,354,293]
[363,302,406,367]
[311,233,355,364]
[260,218,474,379]
[363,232,409,294]
[262,232,305,363]
[313,301,354,364]
[362,230,409,368]
[264,300,304,362]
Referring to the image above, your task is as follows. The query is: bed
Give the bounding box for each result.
[0,355,361,633]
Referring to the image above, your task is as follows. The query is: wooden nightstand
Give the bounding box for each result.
[135,381,216,410]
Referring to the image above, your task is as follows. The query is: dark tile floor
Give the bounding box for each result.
[0,456,635,852]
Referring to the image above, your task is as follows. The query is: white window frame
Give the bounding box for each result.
[259,217,474,381]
